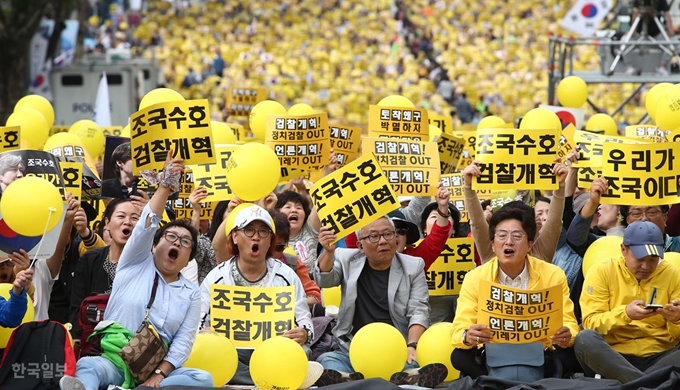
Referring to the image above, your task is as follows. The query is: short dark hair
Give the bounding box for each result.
[111,142,131,177]
[153,219,199,259]
[270,210,291,242]
[207,200,229,240]
[535,195,551,205]
[619,205,669,227]
[419,201,462,237]
[104,198,133,224]
[489,201,537,242]
[275,191,312,224]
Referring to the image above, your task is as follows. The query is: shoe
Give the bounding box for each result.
[59,376,85,390]
[389,363,448,388]
[106,386,130,390]
[314,369,364,387]
[625,66,638,76]
[656,66,670,76]
[300,362,324,389]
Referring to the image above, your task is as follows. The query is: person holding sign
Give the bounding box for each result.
[575,221,680,383]
[450,204,580,381]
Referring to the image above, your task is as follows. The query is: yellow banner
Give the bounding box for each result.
[226,122,247,144]
[441,173,491,223]
[625,125,669,143]
[102,126,124,137]
[265,113,331,171]
[491,190,536,211]
[0,126,20,151]
[477,279,563,344]
[429,114,454,135]
[424,238,475,296]
[437,132,465,174]
[59,161,82,201]
[189,145,237,203]
[329,124,362,167]
[210,285,296,348]
[572,130,650,168]
[130,99,216,174]
[577,167,602,189]
[226,87,267,117]
[557,124,576,162]
[368,105,428,141]
[453,130,476,170]
[600,142,680,205]
[362,137,440,196]
[168,170,214,220]
[310,153,399,241]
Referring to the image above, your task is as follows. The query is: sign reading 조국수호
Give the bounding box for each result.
[368,105,429,141]
[129,99,216,175]
[437,132,465,174]
[310,153,399,242]
[59,161,82,201]
[428,114,454,135]
[600,142,680,205]
[189,144,237,203]
[477,279,563,344]
[472,129,559,191]
[572,130,650,168]
[453,130,476,170]
[0,126,20,152]
[625,125,669,143]
[423,238,475,296]
[225,87,267,117]
[361,137,440,196]
[210,285,296,349]
[265,113,331,171]
[329,124,362,167]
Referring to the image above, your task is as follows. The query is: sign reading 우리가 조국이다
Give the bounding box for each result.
[266,113,331,172]
[428,114,454,135]
[368,105,429,141]
[423,238,475,296]
[571,130,650,168]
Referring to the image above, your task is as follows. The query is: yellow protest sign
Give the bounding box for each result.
[472,129,559,190]
[572,130,650,168]
[310,153,399,241]
[577,167,602,189]
[265,113,331,171]
[329,124,361,167]
[59,161,82,201]
[102,126,123,137]
[368,105,428,141]
[168,170,214,220]
[669,128,680,143]
[429,114,454,135]
[624,125,669,143]
[477,279,563,344]
[84,199,107,234]
[441,173,491,223]
[600,142,680,205]
[189,145,236,203]
[225,87,267,117]
[490,190,536,211]
[437,132,464,174]
[130,99,216,174]
[452,130,476,170]
[226,122,247,144]
[49,126,69,136]
[210,285,296,348]
[47,144,101,200]
[0,126,20,151]
[424,238,475,296]
[362,137,440,196]
[557,124,576,162]
[279,167,307,183]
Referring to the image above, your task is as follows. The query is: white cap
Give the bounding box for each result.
[232,205,275,233]
[398,196,413,203]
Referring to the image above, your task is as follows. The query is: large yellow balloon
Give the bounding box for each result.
[663,252,680,269]
[428,124,442,142]
[184,332,238,386]
[416,323,459,381]
[655,84,680,130]
[288,103,315,116]
[477,115,506,129]
[1,177,64,236]
[322,286,341,307]
[211,121,237,144]
[226,143,281,201]
[350,323,407,380]
[250,336,308,390]
[249,100,287,141]
[582,236,623,276]
[0,283,34,348]
[69,120,105,158]
[121,124,130,138]
[519,108,562,131]
[645,83,673,122]
[14,95,55,129]
[377,95,415,108]
[6,108,49,149]
[585,114,618,136]
[43,132,83,152]
[139,88,184,111]
[556,76,588,108]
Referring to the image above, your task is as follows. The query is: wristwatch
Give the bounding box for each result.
[154,368,168,378]
[407,342,418,349]
[462,330,471,346]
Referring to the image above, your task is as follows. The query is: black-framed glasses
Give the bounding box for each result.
[494,230,526,242]
[274,242,288,251]
[395,227,409,236]
[163,232,193,248]
[360,231,397,243]
[240,227,272,238]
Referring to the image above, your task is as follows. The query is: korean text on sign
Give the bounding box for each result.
[572,130,650,168]
[368,105,429,141]
[189,145,237,202]
[600,142,680,206]
[362,137,440,196]
[477,279,563,344]
[429,114,454,135]
[557,124,576,162]
[577,167,602,189]
[266,113,331,171]
[210,285,295,349]
[59,161,82,201]
[625,125,669,143]
[436,132,465,174]
[329,124,362,167]
[441,173,491,224]
[310,153,399,242]
[226,87,267,117]
[130,99,216,175]
[167,170,213,220]
[0,126,20,152]
[473,129,559,190]
[453,130,476,170]
[424,238,475,296]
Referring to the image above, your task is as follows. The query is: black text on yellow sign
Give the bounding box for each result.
[225,87,267,117]
[577,167,602,189]
[167,170,214,220]
[102,126,123,137]
[189,145,236,203]
[600,142,680,205]
[625,125,670,143]
[557,124,576,162]
[362,137,441,196]
[0,126,20,152]
[437,132,465,174]
[59,161,82,201]
[226,122,246,144]
[452,130,476,170]
[310,153,399,242]
[210,285,296,349]
[129,99,216,175]
[423,238,475,296]
[429,114,454,135]
[265,113,331,171]
[441,173,491,224]
[329,124,362,167]
[368,105,429,141]
[572,130,650,168]
[477,279,563,344]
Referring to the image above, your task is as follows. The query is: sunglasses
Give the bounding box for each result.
[395,227,409,236]
[274,243,288,251]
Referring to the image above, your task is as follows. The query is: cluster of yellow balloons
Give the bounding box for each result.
[7,95,54,149]
[0,176,64,237]
[646,83,680,130]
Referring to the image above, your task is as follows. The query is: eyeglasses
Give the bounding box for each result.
[239,227,272,238]
[628,209,664,220]
[494,230,526,242]
[163,232,193,248]
[395,227,409,236]
[274,242,288,251]
[360,231,396,243]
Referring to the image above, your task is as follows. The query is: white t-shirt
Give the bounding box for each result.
[32,259,58,321]
[181,259,199,286]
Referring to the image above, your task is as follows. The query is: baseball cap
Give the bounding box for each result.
[230,204,275,234]
[623,221,664,259]
[388,210,420,245]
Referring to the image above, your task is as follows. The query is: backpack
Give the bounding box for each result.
[75,293,110,359]
[0,320,76,389]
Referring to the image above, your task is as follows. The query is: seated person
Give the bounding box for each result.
[575,221,680,383]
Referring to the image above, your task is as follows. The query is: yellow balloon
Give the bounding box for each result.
[645,83,673,121]
[582,236,623,276]
[211,121,237,144]
[556,76,588,108]
[0,283,34,348]
[249,100,287,141]
[322,286,341,307]
[519,108,562,131]
[287,103,315,116]
[663,252,680,269]
[6,109,49,150]
[139,88,184,111]
[350,323,407,380]
[377,95,415,108]
[0,176,64,236]
[14,94,55,129]
[121,124,130,138]
[428,124,442,142]
[43,132,83,152]
[655,84,680,130]
[250,336,308,390]
[184,332,238,386]
[68,120,105,158]
[416,323,459,381]
[585,114,618,136]
[227,143,281,201]
[477,115,506,129]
